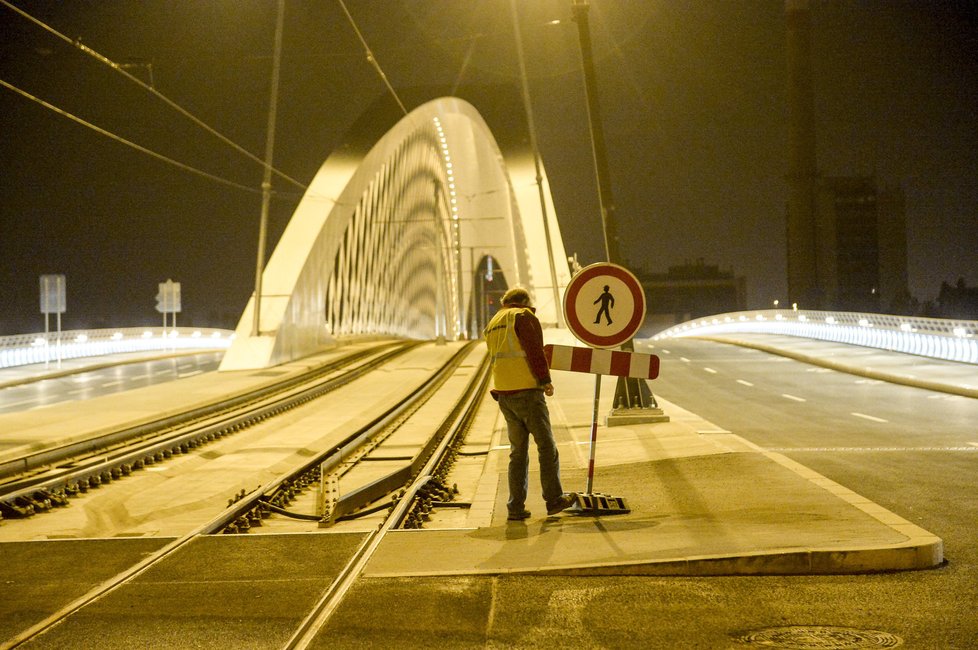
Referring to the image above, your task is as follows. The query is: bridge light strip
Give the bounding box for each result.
[652,310,978,365]
[0,328,233,369]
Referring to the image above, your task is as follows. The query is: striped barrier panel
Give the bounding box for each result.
[544,344,660,380]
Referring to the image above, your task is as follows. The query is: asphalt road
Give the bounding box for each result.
[319,337,978,649]
[0,351,223,414]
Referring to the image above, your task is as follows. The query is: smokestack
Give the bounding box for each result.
[785,0,819,307]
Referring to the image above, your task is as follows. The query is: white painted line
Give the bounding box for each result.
[766,446,978,452]
[781,393,806,402]
[2,398,40,408]
[851,412,889,423]
[178,370,204,378]
[131,374,150,380]
[703,367,718,374]
[736,379,754,387]
[101,381,125,388]
[679,357,691,363]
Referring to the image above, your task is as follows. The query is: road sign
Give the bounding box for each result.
[155,279,182,314]
[39,274,66,314]
[562,262,645,349]
[544,344,659,380]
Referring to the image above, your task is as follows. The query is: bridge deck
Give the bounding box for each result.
[0,332,955,645]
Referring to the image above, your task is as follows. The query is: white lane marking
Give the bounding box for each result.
[851,412,889,423]
[178,370,204,378]
[131,374,150,380]
[767,446,978,452]
[781,393,806,402]
[703,367,718,374]
[736,379,754,387]
[2,398,40,408]
[680,357,691,363]
[101,381,125,388]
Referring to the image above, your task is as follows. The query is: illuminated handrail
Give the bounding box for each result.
[0,327,234,369]
[652,310,978,365]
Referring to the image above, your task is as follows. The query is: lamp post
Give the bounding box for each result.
[252,0,285,337]
[571,0,620,265]
[571,0,660,418]
[510,0,564,326]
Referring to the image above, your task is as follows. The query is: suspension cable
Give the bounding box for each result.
[336,0,408,116]
[1,78,261,195]
[1,0,308,192]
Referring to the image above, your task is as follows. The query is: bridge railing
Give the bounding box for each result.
[651,310,978,365]
[0,327,234,369]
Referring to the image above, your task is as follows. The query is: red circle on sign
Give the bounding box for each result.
[563,263,646,348]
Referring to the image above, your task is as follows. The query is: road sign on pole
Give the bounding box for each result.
[563,262,645,349]
[39,274,66,368]
[559,263,654,516]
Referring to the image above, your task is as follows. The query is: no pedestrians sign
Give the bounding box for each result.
[562,262,646,349]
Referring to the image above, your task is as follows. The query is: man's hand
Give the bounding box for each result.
[543,383,555,397]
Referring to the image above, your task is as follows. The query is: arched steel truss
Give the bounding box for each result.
[221,97,569,371]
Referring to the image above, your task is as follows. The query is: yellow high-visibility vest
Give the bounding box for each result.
[484,307,539,391]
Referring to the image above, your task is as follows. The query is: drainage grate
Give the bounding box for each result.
[738,626,903,649]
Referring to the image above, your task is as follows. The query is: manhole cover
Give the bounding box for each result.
[739,626,903,649]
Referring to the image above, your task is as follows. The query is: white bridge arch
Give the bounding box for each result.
[221,97,570,370]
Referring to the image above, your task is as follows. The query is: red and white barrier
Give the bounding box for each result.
[544,344,659,380]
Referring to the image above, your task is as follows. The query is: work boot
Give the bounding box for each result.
[507,509,531,521]
[546,493,577,516]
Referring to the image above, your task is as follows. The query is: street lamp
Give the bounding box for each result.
[252,0,285,337]
[571,0,659,416]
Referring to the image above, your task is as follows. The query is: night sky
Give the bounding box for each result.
[1,1,975,335]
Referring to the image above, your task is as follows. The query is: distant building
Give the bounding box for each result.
[934,278,978,320]
[810,177,909,312]
[636,259,747,334]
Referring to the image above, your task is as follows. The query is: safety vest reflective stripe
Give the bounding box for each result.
[484,307,538,391]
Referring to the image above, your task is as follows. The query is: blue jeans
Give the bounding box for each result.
[498,390,564,513]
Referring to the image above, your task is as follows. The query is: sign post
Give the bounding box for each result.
[39,274,66,368]
[558,262,661,515]
[156,280,182,345]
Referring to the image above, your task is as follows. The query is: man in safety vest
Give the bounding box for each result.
[484,287,577,521]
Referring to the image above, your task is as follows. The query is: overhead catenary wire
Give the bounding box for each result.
[336,0,408,116]
[0,0,308,192]
[1,78,261,195]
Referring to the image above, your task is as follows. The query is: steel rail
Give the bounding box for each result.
[0,342,483,649]
[282,347,491,649]
[0,341,416,519]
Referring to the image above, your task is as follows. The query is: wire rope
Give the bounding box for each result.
[1,78,261,195]
[336,0,408,116]
[0,0,308,192]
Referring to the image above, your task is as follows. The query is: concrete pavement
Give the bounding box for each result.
[0,332,955,578]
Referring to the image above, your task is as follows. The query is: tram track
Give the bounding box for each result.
[0,340,418,521]
[0,340,492,649]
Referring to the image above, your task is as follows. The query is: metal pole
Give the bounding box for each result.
[571,0,620,265]
[586,373,601,494]
[252,0,285,337]
[510,0,563,325]
[572,1,656,412]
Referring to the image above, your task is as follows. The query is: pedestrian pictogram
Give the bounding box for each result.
[563,263,646,348]
[593,285,614,325]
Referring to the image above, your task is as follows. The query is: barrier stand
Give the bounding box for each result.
[570,374,630,515]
